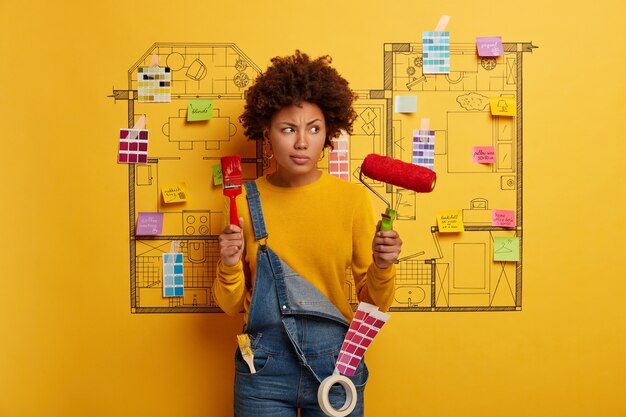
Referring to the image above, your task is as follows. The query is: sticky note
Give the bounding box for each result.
[394,95,417,113]
[492,210,516,228]
[494,236,520,261]
[490,96,516,116]
[413,129,435,170]
[212,164,223,186]
[162,252,184,297]
[136,212,164,235]
[187,99,214,121]
[476,36,503,57]
[118,128,148,164]
[422,31,450,74]
[161,183,188,203]
[137,66,171,103]
[437,210,464,232]
[472,146,495,164]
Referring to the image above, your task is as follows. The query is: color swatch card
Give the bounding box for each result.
[490,96,516,116]
[161,182,188,203]
[137,66,171,103]
[336,302,389,376]
[394,95,417,113]
[437,210,464,232]
[492,210,516,228]
[118,128,148,164]
[163,251,184,297]
[422,31,450,74]
[136,212,164,235]
[476,36,504,57]
[494,236,520,262]
[472,146,495,164]
[187,99,213,121]
[413,129,435,170]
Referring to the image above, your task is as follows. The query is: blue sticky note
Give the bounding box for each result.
[394,95,417,113]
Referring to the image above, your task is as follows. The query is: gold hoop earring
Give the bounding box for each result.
[318,148,325,161]
[263,140,274,160]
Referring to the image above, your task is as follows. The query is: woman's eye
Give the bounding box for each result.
[282,127,295,133]
[310,126,320,133]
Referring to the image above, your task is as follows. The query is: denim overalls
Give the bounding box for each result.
[234,182,368,417]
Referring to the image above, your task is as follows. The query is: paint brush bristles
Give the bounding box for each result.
[220,155,242,226]
[236,334,256,374]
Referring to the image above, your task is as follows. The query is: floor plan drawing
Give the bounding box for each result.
[110,41,535,313]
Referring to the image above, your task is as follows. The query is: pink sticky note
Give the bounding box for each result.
[136,212,164,235]
[472,146,495,164]
[492,210,515,228]
[476,36,503,57]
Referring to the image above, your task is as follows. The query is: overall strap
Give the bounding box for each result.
[244,181,268,243]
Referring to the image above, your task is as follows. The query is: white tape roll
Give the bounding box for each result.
[317,373,357,417]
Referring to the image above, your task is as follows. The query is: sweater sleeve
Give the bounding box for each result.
[213,259,246,316]
[351,190,396,312]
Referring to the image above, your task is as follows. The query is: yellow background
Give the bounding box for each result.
[1,0,625,416]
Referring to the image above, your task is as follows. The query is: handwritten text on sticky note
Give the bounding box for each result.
[490,96,516,116]
[494,236,520,262]
[161,183,188,203]
[473,146,495,164]
[437,210,464,232]
[476,36,503,57]
[492,210,516,228]
[136,212,164,235]
[187,99,213,121]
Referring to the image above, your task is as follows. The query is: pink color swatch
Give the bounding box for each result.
[336,303,390,376]
[118,128,148,164]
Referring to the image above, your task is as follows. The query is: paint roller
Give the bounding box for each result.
[359,153,436,231]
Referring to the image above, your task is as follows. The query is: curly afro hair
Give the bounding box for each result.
[240,50,358,148]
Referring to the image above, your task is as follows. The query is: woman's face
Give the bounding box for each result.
[264,101,327,187]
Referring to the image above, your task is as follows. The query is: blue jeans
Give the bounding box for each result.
[234,317,368,417]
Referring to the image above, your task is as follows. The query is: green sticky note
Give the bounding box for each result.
[212,164,223,186]
[187,99,213,121]
[494,236,520,262]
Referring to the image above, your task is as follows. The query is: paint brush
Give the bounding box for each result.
[236,334,256,374]
[220,155,242,226]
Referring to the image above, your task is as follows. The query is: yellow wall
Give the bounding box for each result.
[1,1,625,416]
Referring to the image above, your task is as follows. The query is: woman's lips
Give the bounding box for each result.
[291,155,310,164]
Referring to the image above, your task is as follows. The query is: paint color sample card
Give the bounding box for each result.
[422,31,450,74]
[476,36,504,57]
[118,128,148,163]
[394,95,417,113]
[413,129,435,170]
[136,212,164,235]
[137,66,171,102]
[494,236,520,262]
[329,133,349,181]
[162,252,184,297]
[490,96,516,116]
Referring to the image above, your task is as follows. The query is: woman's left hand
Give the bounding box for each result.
[372,222,403,269]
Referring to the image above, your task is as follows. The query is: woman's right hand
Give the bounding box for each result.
[218,217,245,267]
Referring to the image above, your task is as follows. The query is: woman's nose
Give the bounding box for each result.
[294,131,308,149]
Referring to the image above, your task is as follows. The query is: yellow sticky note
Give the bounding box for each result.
[161,182,189,203]
[489,96,516,116]
[437,210,464,232]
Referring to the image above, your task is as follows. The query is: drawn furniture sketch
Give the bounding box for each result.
[111,41,534,313]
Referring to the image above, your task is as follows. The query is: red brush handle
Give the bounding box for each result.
[229,196,239,226]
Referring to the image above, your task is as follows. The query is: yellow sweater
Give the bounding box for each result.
[214,172,395,323]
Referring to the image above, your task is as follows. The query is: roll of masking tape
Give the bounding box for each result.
[317,373,357,417]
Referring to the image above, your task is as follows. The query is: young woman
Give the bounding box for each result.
[214,51,402,417]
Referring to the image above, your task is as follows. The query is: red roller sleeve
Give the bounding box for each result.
[360,153,436,192]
